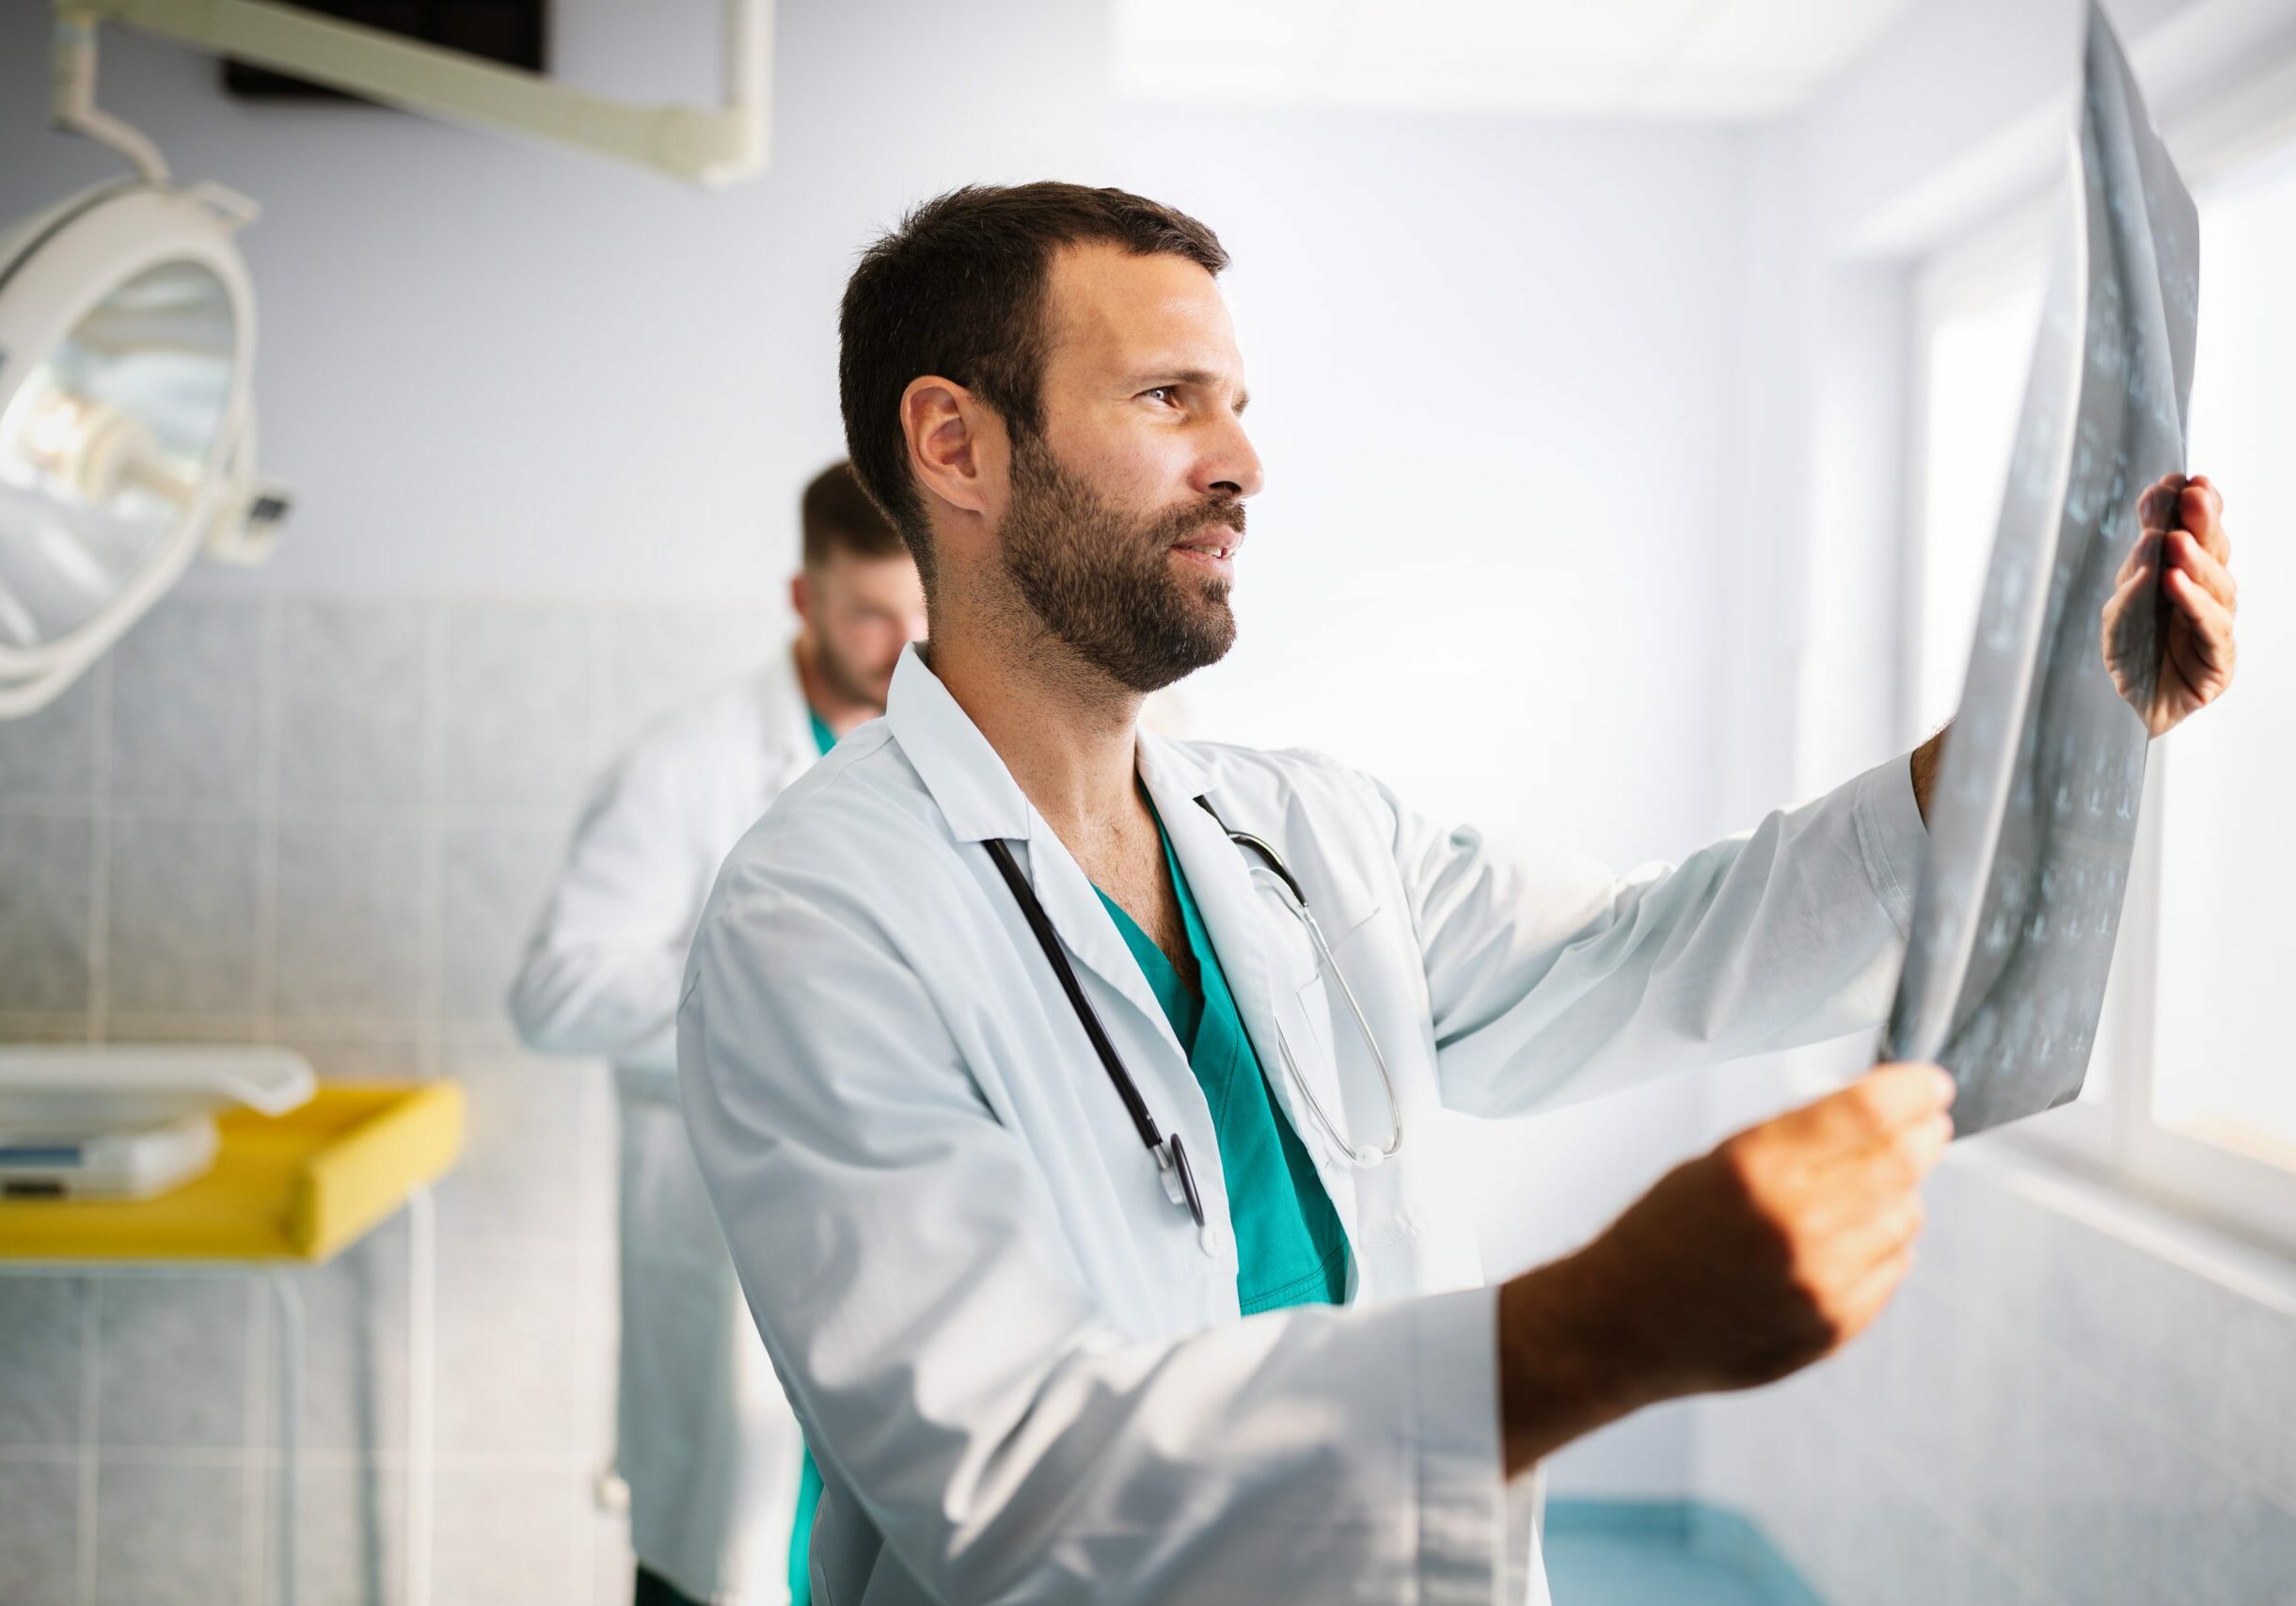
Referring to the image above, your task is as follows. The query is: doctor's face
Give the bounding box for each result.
[800,549,927,708]
[995,245,1263,693]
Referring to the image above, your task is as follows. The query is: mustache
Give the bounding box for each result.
[1149,496,1246,543]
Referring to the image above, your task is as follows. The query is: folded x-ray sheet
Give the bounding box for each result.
[1886,2,2199,1137]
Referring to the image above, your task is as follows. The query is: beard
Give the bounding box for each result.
[998,435,1243,694]
[813,632,889,708]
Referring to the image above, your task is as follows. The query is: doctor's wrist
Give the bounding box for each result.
[1494,1251,1659,1479]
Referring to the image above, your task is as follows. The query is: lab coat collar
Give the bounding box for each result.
[758,638,821,770]
[1132,723,1212,802]
[883,641,1197,1073]
[884,644,1033,843]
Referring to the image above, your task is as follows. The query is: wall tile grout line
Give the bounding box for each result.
[254,594,282,1042]
[76,1275,99,1606]
[586,603,611,778]
[1,1441,625,1472]
[77,655,111,1606]
[420,601,447,1087]
[86,654,112,1045]
[244,1274,271,1606]
[0,1438,639,1474]
[1838,1409,2072,1606]
[0,792,587,831]
[1916,1230,2296,1522]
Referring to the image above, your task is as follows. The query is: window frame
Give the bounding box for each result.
[1900,52,2296,1254]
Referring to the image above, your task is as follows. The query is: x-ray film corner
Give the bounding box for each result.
[1886,0,2200,1138]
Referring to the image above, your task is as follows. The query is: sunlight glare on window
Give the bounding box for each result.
[1916,278,2044,733]
[2149,132,2296,1167]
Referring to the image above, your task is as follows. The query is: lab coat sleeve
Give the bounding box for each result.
[1375,751,1928,1119]
[680,871,1509,1606]
[507,746,703,1079]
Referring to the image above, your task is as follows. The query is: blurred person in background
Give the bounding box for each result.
[512,460,926,1606]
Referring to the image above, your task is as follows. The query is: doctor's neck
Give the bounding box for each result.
[922,602,1154,846]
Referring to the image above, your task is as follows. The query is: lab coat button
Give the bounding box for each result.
[1196,1222,1225,1258]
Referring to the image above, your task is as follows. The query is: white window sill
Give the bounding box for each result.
[1951,1129,2296,1315]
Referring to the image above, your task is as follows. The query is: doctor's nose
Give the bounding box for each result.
[1196,415,1263,502]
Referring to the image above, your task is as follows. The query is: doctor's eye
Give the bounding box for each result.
[1139,386,1179,406]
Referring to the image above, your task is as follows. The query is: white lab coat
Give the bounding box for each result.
[512,647,820,1605]
[679,644,1928,1606]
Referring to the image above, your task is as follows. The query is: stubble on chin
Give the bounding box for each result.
[999,443,1240,693]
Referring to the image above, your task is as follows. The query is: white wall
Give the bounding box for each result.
[1110,110,1748,866]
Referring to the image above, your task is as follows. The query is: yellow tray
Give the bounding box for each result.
[0,1080,464,1264]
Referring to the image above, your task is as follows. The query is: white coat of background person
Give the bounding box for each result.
[511,462,927,1606]
[679,186,2241,1606]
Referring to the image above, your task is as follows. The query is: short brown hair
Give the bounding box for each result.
[800,459,905,570]
[838,183,1229,584]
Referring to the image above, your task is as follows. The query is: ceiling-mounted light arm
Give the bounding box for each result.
[52,8,169,184]
[59,0,774,189]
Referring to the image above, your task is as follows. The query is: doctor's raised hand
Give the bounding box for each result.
[1495,1063,1955,1474]
[1909,470,2240,822]
[2102,472,2238,735]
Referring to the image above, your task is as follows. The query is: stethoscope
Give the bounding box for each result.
[983,797,1403,1230]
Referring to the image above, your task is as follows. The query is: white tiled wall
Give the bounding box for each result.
[0,590,779,1606]
[1696,1146,2296,1605]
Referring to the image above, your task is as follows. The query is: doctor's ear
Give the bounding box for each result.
[900,376,1006,526]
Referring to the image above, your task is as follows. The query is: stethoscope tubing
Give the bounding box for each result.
[984,835,1208,1227]
[985,796,1405,1228]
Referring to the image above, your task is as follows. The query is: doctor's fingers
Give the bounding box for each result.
[2137,473,2183,532]
[1772,1062,1956,1159]
[1770,1187,1926,1357]
[1808,1106,1954,1197]
[1825,1244,1920,1353]
[2115,530,2164,589]
[2182,475,2230,564]
[2166,530,2237,612]
[1798,1135,1940,1240]
[2167,571,2238,683]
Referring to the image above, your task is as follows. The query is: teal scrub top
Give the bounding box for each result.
[788,706,837,1605]
[1094,811,1351,1314]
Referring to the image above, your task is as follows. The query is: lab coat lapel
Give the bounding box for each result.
[883,646,1201,1104]
[1142,734,1362,1240]
[1016,825,1194,1070]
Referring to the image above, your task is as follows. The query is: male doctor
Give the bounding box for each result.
[678,184,2239,1605]
[513,461,926,1606]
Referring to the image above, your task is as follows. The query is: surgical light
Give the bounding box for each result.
[0,175,261,717]
[0,0,772,719]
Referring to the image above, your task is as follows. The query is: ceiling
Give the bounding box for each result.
[1112,0,1924,120]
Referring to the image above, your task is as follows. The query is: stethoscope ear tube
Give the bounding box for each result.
[984,836,1208,1227]
[1197,797,1404,1169]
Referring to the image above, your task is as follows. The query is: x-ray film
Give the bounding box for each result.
[1886,3,2198,1136]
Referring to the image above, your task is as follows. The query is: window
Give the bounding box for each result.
[1907,109,2296,1246]
[2151,135,2296,1167]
